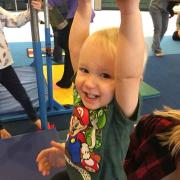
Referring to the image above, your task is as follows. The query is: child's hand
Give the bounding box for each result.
[36,141,65,176]
[116,0,140,14]
[31,0,42,11]
[0,129,11,139]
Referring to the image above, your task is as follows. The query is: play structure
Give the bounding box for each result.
[0,0,72,129]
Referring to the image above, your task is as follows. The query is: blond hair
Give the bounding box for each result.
[86,27,148,72]
[88,27,119,60]
[154,106,180,157]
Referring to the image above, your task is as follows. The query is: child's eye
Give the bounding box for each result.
[79,67,89,73]
[100,73,111,79]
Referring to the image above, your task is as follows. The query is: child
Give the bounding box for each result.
[0,0,42,139]
[149,0,170,57]
[124,106,180,180]
[36,0,146,179]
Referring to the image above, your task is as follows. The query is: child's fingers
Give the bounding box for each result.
[38,157,48,167]
[39,161,51,173]
[31,0,42,10]
[42,168,50,176]
[51,141,65,153]
[39,165,50,176]
[38,159,52,176]
[36,149,49,162]
[36,151,44,162]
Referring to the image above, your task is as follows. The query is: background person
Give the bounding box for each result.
[149,0,170,57]
[0,0,42,139]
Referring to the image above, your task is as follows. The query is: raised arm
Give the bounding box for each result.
[69,0,92,72]
[115,0,146,117]
[0,0,41,28]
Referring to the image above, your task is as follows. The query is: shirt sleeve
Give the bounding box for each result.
[0,7,30,28]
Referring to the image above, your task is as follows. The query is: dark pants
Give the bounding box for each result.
[0,66,37,121]
[57,18,74,82]
[51,170,70,180]
[52,26,63,63]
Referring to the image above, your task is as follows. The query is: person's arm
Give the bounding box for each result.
[69,0,92,72]
[115,0,146,117]
[0,0,41,28]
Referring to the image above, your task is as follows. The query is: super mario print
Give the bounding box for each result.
[66,105,107,173]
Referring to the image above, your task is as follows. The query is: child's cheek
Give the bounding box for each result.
[75,78,81,92]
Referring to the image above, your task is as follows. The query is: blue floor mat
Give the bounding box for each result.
[145,36,180,56]
[142,54,180,115]
[0,129,62,180]
[0,66,48,119]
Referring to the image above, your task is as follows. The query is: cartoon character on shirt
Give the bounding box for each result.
[67,106,100,172]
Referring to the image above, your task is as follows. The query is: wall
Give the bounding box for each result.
[101,0,151,11]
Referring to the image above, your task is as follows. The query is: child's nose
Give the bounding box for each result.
[84,75,97,88]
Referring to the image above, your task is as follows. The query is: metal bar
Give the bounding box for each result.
[44,0,54,110]
[14,0,18,11]
[29,0,48,129]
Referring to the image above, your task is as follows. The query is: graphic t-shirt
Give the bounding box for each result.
[65,88,141,180]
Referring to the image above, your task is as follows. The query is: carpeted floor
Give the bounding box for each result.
[146,36,180,56]
[142,54,180,115]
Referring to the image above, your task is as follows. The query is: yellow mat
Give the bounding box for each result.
[43,65,73,105]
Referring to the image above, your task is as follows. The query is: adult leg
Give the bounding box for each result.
[160,11,169,41]
[149,7,163,53]
[56,18,74,88]
[52,26,63,64]
[1,66,37,122]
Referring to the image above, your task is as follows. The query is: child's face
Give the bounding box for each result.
[75,40,115,110]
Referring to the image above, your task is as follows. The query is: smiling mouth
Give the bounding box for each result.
[85,92,99,99]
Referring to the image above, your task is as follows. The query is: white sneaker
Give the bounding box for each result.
[154,51,164,57]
